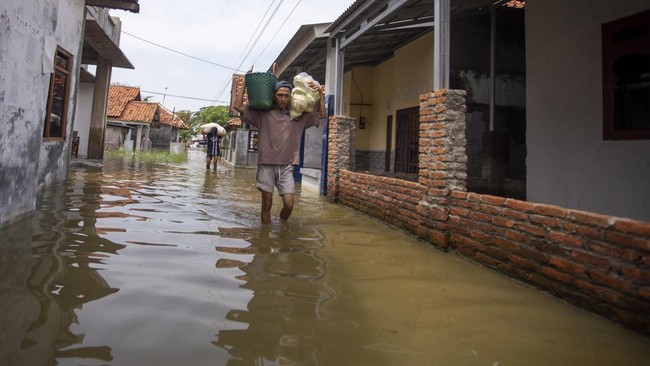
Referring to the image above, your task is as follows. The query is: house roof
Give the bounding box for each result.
[108,85,141,117]
[273,23,331,83]
[159,105,189,129]
[275,0,524,81]
[225,118,241,131]
[118,101,158,123]
[85,0,140,13]
[108,84,188,128]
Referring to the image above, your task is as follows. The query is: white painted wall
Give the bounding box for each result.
[526,0,650,221]
[74,81,94,158]
[0,0,84,226]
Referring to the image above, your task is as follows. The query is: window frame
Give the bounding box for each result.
[602,9,650,140]
[43,46,73,141]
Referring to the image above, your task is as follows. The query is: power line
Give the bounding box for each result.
[251,0,302,66]
[141,90,229,104]
[122,31,244,72]
[213,0,287,103]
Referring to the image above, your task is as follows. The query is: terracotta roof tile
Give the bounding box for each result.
[108,85,141,117]
[118,101,157,123]
[159,105,189,129]
[225,118,241,131]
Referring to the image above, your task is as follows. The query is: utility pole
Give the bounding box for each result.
[162,86,168,104]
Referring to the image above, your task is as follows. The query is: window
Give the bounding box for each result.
[248,130,259,151]
[43,46,73,140]
[602,10,650,140]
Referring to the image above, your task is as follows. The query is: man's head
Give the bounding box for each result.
[273,81,292,111]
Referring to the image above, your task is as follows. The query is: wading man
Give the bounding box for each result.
[234,71,325,225]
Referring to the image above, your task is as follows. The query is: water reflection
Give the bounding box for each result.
[0,151,649,366]
[213,224,332,365]
[0,169,123,365]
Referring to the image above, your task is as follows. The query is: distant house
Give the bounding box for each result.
[0,0,139,227]
[106,84,187,152]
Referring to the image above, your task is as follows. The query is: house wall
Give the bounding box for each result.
[74,81,94,158]
[0,0,85,227]
[526,0,650,221]
[342,33,434,172]
[150,124,173,150]
[327,90,650,335]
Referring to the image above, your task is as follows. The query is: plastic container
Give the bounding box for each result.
[245,72,279,110]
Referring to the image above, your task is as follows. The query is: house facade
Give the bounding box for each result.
[0,0,138,228]
[106,84,187,152]
[272,0,650,333]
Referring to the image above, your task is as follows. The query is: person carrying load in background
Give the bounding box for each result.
[233,64,326,225]
[204,127,221,171]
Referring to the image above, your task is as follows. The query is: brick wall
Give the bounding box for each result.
[327,90,650,334]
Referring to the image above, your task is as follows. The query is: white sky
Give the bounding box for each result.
[109,0,355,113]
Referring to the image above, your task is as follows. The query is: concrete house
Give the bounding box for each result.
[275,0,650,333]
[106,84,187,152]
[0,0,139,227]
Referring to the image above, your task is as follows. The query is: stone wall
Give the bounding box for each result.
[326,90,650,335]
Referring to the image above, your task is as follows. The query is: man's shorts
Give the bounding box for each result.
[256,164,295,195]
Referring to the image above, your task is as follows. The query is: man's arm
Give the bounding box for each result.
[309,83,326,119]
[233,81,246,114]
[234,66,254,114]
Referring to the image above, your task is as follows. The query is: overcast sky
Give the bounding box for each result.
[108,0,355,113]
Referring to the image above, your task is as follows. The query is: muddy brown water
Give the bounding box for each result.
[1,149,648,366]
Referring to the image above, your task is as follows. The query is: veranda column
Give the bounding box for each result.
[326,115,356,202]
[87,56,112,159]
[416,89,467,247]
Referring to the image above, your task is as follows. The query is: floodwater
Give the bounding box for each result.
[1,150,648,366]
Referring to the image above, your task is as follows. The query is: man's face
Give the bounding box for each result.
[274,87,291,110]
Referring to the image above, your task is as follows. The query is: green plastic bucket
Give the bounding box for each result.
[245,72,278,110]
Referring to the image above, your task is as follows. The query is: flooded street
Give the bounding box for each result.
[1,149,649,366]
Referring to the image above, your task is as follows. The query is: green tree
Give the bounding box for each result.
[178,105,231,143]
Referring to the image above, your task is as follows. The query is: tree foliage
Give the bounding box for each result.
[178,105,230,142]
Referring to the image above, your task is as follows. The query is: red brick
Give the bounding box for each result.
[503,208,529,221]
[575,279,620,303]
[587,241,626,259]
[517,223,547,237]
[469,211,491,222]
[529,214,562,228]
[519,245,550,264]
[614,219,650,236]
[493,237,520,251]
[450,191,468,199]
[505,199,534,212]
[603,231,650,251]
[479,203,503,216]
[569,210,613,228]
[550,256,586,276]
[639,287,650,301]
[534,239,570,257]
[541,266,574,284]
[481,195,507,205]
[533,203,568,218]
[549,230,584,248]
[586,269,633,294]
[504,229,531,244]
[571,250,612,270]
[620,265,650,283]
[509,254,541,272]
[492,216,516,228]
